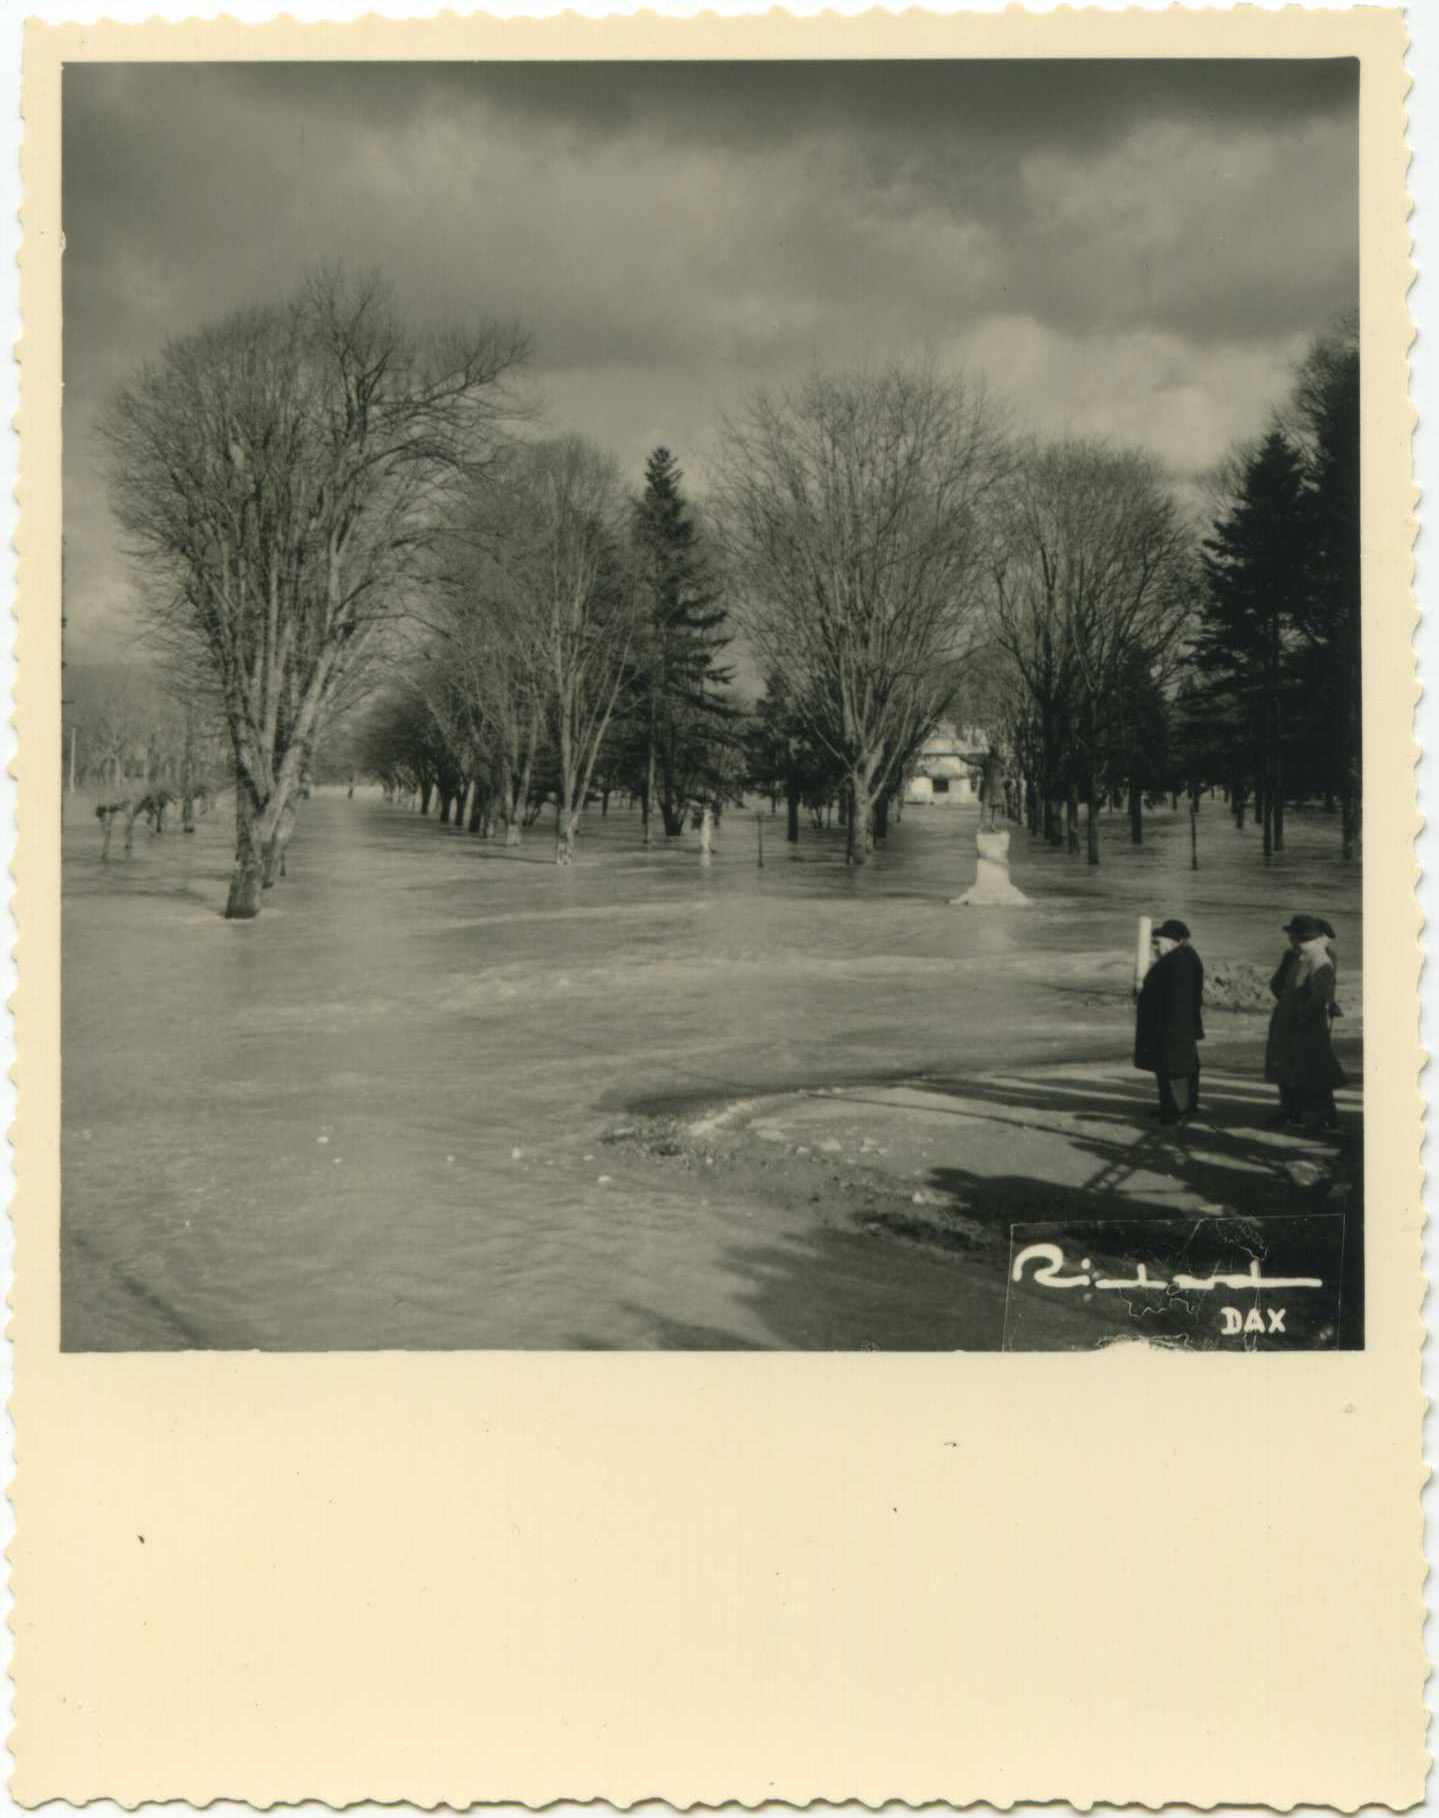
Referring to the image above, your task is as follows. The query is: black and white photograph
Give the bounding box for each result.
[60,55,1364,1353]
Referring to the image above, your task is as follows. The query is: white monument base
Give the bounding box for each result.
[951,830,1031,907]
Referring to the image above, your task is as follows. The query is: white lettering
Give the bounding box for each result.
[1172,1261,1322,1292]
[1011,1242,1089,1289]
[1093,1263,1165,1291]
[1015,1246,1323,1304]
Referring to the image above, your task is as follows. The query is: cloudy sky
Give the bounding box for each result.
[62,58,1357,661]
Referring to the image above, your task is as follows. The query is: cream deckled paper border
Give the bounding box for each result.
[14,6,1424,1807]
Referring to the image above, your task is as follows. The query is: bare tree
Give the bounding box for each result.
[101,269,529,917]
[991,438,1195,865]
[424,547,548,845]
[454,438,640,865]
[715,364,1011,863]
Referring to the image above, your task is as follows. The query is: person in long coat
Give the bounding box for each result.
[959,744,1008,832]
[1134,918,1205,1124]
[1316,917,1343,1021]
[1266,914,1346,1129]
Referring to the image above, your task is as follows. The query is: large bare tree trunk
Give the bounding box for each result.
[505,743,534,846]
[180,709,197,834]
[1086,782,1101,867]
[262,798,298,888]
[846,761,876,866]
[226,793,266,920]
[641,737,655,848]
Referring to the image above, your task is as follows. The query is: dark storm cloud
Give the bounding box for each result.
[74,56,1352,156]
[60,58,1357,655]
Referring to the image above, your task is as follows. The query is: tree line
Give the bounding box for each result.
[359,440,737,863]
[95,268,1361,918]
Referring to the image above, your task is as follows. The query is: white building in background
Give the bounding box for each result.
[904,723,989,806]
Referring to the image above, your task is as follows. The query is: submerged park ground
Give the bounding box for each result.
[61,791,1364,1351]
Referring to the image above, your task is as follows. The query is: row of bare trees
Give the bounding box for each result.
[730,377,1199,866]
[391,436,639,865]
[98,265,1356,914]
[967,321,1362,866]
[63,663,230,813]
[986,442,1196,861]
[364,366,1018,870]
[359,434,743,863]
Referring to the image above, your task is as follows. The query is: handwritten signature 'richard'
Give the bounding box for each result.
[1011,1242,1323,1295]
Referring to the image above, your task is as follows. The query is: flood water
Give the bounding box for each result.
[62,788,1363,1350]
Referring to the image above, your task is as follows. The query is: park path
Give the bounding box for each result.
[723,1061,1362,1220]
[631,1059,1365,1348]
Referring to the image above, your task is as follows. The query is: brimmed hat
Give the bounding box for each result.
[1154,918,1190,941]
[1282,914,1325,940]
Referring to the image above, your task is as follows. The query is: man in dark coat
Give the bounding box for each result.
[1134,918,1205,1124]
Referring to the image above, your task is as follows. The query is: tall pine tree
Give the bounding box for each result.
[632,448,735,839]
[1197,429,1312,855]
[1289,326,1361,857]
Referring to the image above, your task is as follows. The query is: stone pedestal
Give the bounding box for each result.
[951,830,1031,907]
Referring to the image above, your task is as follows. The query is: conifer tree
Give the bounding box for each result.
[1289,326,1361,857]
[632,447,735,839]
[1197,429,1312,855]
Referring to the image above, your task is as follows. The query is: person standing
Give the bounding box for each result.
[1134,918,1205,1124]
[1266,914,1346,1129]
[1315,917,1343,1022]
[959,744,1008,833]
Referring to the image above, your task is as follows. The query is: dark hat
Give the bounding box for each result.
[1154,918,1190,941]
[1315,917,1337,940]
[1282,914,1325,939]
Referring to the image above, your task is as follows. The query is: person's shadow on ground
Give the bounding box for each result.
[904,1071,1363,1348]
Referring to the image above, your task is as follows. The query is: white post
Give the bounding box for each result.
[1135,915,1153,992]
